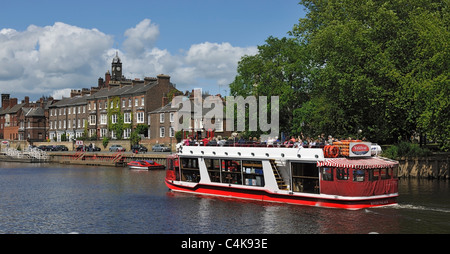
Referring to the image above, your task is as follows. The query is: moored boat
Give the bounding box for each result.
[128,160,165,170]
[165,141,399,209]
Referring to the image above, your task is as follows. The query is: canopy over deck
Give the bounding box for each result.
[317,157,398,169]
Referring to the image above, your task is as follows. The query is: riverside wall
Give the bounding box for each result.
[397,154,449,179]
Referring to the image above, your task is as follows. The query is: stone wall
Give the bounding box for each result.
[398,154,449,179]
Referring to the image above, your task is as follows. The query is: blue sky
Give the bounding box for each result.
[1,0,305,101]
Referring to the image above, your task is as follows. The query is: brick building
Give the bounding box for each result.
[47,53,178,142]
[147,89,232,146]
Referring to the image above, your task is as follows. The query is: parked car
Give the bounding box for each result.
[37,145,48,151]
[152,144,170,152]
[55,145,68,151]
[41,145,56,151]
[131,144,148,153]
[109,144,126,152]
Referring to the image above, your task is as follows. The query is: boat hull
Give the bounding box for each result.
[165,179,398,210]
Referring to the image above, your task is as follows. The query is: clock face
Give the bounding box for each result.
[117,67,121,71]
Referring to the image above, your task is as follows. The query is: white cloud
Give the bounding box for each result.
[0,19,257,101]
[123,19,159,57]
[0,22,113,100]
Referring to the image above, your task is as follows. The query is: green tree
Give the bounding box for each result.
[290,0,449,146]
[229,36,312,135]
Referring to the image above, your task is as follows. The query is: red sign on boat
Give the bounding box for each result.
[349,142,371,157]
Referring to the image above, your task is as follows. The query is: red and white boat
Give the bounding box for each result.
[128,160,165,170]
[165,141,399,210]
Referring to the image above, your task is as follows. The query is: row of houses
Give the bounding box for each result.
[0,53,232,147]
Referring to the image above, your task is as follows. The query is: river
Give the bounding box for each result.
[0,162,448,234]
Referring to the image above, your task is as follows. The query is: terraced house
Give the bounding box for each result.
[48,53,178,142]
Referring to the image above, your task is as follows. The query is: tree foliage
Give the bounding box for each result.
[230,0,449,149]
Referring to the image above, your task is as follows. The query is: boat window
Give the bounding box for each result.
[353,170,365,182]
[381,168,391,179]
[368,169,379,181]
[291,162,319,194]
[242,160,264,187]
[205,158,220,183]
[180,158,200,183]
[221,159,242,184]
[321,167,333,181]
[336,168,349,180]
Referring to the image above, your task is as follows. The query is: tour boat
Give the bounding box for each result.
[164,141,399,210]
[128,160,165,170]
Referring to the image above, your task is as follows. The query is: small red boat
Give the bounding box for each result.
[128,160,165,170]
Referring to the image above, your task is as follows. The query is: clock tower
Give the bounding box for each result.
[111,51,122,81]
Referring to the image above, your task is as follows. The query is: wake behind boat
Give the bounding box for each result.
[128,160,165,170]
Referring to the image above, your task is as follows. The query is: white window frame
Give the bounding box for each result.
[124,113,131,124]
[136,112,144,123]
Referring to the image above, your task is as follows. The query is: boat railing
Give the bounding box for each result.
[182,141,324,149]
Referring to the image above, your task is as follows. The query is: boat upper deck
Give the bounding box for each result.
[178,145,325,161]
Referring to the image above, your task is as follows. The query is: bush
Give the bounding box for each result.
[102,137,109,148]
[383,141,431,159]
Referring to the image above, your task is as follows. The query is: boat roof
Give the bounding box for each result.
[178,145,324,161]
[177,145,398,168]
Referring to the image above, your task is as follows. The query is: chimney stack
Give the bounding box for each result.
[1,94,10,108]
[157,74,170,87]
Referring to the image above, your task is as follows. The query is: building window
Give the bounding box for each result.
[160,113,165,123]
[170,112,174,122]
[160,127,165,137]
[100,114,107,125]
[136,112,144,123]
[135,98,138,107]
[83,106,86,113]
[78,119,81,128]
[100,128,107,138]
[124,113,131,123]
[141,97,145,106]
[215,118,223,132]
[111,114,117,124]
[128,98,131,107]
[89,115,96,125]
[169,127,175,137]
[123,128,131,139]
[122,99,125,108]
